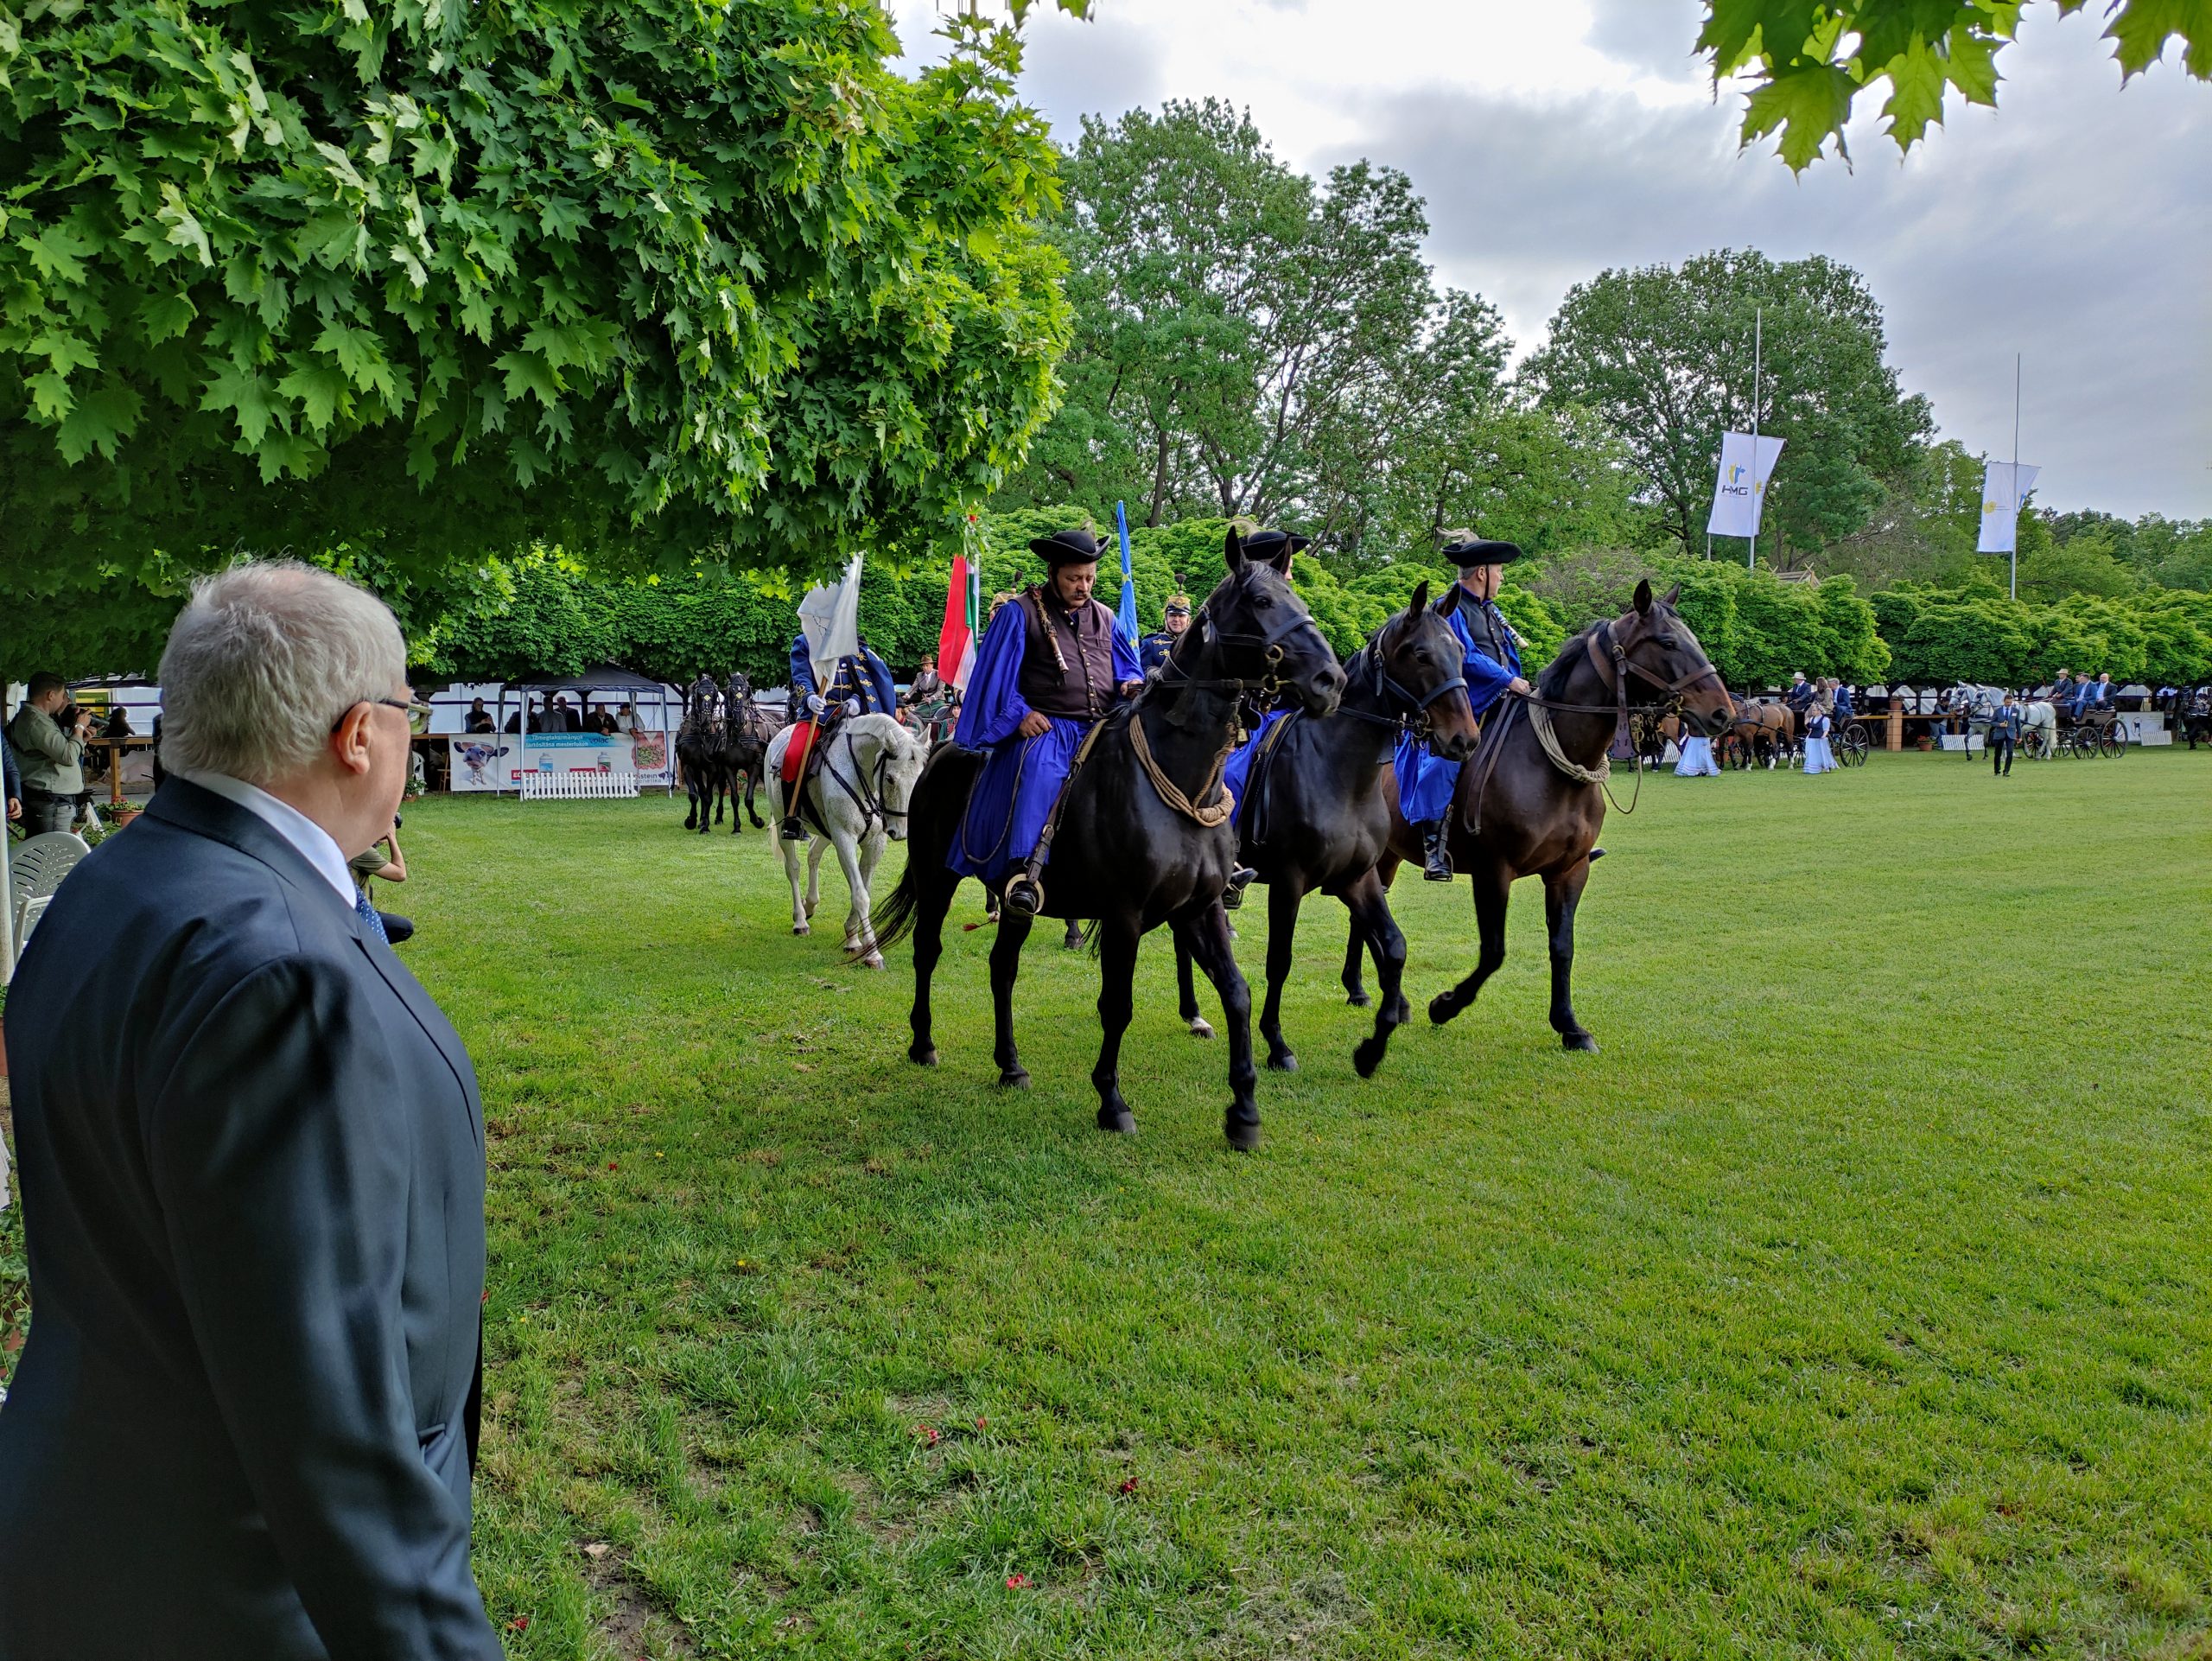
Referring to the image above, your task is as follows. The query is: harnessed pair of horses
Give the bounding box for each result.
[677,673,776,834]
[871,527,1734,1149]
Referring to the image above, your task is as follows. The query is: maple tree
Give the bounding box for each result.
[0,1,1070,602]
[1696,0,2209,169]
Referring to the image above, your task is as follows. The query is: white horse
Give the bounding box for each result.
[763,712,927,968]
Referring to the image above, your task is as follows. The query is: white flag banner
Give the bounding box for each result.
[798,555,864,672]
[1706,432,1786,538]
[1976,461,2041,553]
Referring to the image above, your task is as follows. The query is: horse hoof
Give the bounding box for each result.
[861,953,885,971]
[792,924,810,936]
[1561,1031,1599,1053]
[1098,1105,1136,1135]
[1345,991,1371,1009]
[1187,1018,1216,1040]
[909,1044,938,1067]
[1352,1039,1387,1079]
[1224,1118,1262,1152]
[999,1067,1032,1090]
[1267,1052,1298,1073]
[1428,994,1459,1026]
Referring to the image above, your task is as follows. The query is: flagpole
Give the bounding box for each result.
[1748,305,1762,572]
[2010,353,2022,601]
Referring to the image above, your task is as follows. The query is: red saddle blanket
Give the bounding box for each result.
[779,721,820,785]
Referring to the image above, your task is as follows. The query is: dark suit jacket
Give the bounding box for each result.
[0,779,499,1660]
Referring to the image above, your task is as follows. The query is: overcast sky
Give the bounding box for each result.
[891,0,2210,519]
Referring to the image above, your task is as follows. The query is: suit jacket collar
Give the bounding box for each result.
[147,777,365,932]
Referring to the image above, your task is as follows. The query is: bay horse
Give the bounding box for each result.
[677,674,726,833]
[1345,580,1733,1053]
[718,671,772,833]
[870,530,1344,1149]
[1722,697,1793,769]
[763,712,927,968]
[1167,582,1483,1080]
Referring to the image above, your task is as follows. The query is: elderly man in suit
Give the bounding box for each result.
[0,563,501,1659]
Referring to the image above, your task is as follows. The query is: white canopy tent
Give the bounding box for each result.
[493,664,680,796]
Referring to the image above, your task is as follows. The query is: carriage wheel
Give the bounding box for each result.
[2020,728,2045,760]
[1841,724,1869,766]
[2101,723,2127,759]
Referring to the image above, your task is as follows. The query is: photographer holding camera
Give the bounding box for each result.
[8,674,92,835]
[349,812,414,943]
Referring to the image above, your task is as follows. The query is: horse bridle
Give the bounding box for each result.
[817,726,906,836]
[1158,580,1319,722]
[1334,628,1470,747]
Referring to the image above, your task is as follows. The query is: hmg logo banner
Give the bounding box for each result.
[1706,431,1786,539]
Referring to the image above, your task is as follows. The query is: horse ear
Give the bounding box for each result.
[1633,577,1654,616]
[1434,581,1461,618]
[1223,525,1245,571]
[1662,582,1681,608]
[1405,579,1430,620]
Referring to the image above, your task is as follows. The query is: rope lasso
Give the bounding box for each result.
[1127,708,1236,828]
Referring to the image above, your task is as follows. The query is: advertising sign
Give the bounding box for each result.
[448,730,671,790]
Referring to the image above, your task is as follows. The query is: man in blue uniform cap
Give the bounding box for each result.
[1137,595,1191,675]
[949,526,1142,916]
[1394,531,1530,882]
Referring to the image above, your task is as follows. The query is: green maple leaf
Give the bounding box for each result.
[1880,38,1949,145]
[2105,0,2212,78]
[1946,21,2002,104]
[496,348,564,406]
[277,360,354,431]
[20,222,96,287]
[1742,61,1857,169]
[27,368,75,422]
[57,381,144,463]
[201,359,284,448]
[29,328,100,377]
[140,292,200,343]
[315,320,397,399]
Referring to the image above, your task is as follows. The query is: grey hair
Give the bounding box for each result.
[158,561,406,786]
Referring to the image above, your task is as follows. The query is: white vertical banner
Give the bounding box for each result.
[1976,461,2041,553]
[1706,432,1786,538]
[798,555,863,671]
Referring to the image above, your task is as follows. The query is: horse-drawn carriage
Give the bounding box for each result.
[1939,684,2129,759]
[1719,696,1867,769]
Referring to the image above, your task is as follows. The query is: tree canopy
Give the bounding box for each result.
[0,1,1070,601]
[1525,250,1931,566]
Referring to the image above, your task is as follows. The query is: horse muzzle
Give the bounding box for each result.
[1294,662,1346,717]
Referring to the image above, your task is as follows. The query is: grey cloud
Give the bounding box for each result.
[1583,0,1708,84]
[1332,41,2212,517]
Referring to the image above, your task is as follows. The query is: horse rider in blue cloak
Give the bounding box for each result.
[1394,532,1531,882]
[949,526,1142,918]
[781,632,898,840]
[1138,594,1192,675]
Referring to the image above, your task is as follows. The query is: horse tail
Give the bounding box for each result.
[865,743,976,958]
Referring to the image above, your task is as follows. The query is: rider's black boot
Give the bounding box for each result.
[1005,870,1045,916]
[1222,867,1258,910]
[779,816,804,841]
[1419,821,1452,882]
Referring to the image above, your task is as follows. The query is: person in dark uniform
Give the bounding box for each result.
[1989,693,2023,776]
[1138,595,1192,675]
[1392,534,1529,881]
[947,527,1142,916]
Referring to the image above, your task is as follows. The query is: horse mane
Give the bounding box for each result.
[1537,623,1604,703]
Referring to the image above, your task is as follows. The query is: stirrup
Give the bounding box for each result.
[1222,867,1257,911]
[1005,873,1044,916]
[779,817,805,841]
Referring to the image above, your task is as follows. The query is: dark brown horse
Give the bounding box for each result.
[1346,580,1734,1052]
[1168,582,1484,1080]
[1722,697,1793,769]
[871,531,1344,1149]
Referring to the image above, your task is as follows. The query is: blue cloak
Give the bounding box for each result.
[948,598,1141,886]
[1393,598,1522,824]
[790,633,896,713]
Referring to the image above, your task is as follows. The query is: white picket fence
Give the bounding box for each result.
[519,769,639,801]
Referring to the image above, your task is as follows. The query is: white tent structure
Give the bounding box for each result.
[493,663,679,797]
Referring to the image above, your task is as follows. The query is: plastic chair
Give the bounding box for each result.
[12,830,91,949]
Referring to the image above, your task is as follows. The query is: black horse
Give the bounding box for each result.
[718,671,772,833]
[872,530,1344,1149]
[1346,581,1736,1052]
[677,674,725,834]
[1168,582,1484,1080]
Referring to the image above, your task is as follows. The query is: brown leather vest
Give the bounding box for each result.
[1017,586,1119,720]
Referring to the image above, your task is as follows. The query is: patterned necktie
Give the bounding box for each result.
[354,886,389,944]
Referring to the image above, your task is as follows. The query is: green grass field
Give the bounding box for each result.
[6,748,2209,1658]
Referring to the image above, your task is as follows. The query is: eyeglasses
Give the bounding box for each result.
[330,697,426,734]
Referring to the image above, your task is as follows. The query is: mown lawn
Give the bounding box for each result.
[8,748,2211,1658]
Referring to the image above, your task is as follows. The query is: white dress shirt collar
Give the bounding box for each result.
[179,770,359,907]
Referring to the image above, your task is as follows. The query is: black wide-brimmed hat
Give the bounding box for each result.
[1028,527,1104,567]
[1240,529,1311,562]
[1440,530,1522,569]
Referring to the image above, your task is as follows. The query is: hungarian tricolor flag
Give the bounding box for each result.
[938,551,982,689]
